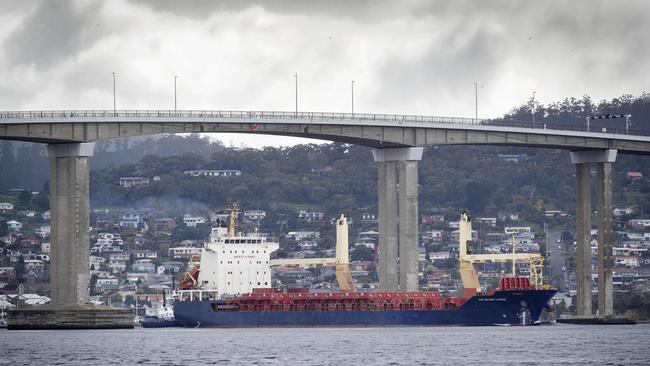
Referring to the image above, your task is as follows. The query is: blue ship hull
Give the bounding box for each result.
[173,290,556,327]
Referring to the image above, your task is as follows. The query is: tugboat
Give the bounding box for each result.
[141,290,178,328]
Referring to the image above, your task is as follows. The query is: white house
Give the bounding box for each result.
[120,214,142,229]
[168,247,202,259]
[7,220,22,231]
[287,231,320,241]
[0,202,14,213]
[243,210,266,221]
[35,225,50,238]
[615,256,640,268]
[183,169,242,177]
[183,215,207,227]
[425,230,443,241]
[613,207,634,216]
[505,226,531,235]
[119,177,150,188]
[298,210,324,221]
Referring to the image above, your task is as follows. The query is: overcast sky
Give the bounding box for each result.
[1,0,648,147]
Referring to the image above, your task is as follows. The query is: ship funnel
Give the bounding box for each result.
[336,214,349,265]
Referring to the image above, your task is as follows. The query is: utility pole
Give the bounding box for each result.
[174,75,178,113]
[294,73,298,117]
[351,80,355,115]
[112,72,116,116]
[532,91,536,128]
[474,82,478,123]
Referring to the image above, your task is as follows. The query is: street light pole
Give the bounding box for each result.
[174,75,178,113]
[351,80,355,115]
[294,73,298,117]
[112,72,116,116]
[532,91,536,128]
[474,82,478,123]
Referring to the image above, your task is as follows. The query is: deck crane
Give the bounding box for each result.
[458,212,545,296]
[270,214,355,291]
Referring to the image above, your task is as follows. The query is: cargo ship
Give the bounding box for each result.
[173,208,556,327]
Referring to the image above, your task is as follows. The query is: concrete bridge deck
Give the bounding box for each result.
[1,110,650,153]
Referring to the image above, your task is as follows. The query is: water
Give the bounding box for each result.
[1,324,649,365]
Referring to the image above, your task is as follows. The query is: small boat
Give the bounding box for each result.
[141,291,179,328]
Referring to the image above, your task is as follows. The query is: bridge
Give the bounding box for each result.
[3,109,647,322]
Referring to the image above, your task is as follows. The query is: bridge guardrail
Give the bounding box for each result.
[0,110,647,137]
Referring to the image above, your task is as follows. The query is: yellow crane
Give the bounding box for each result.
[270,214,355,292]
[458,212,545,294]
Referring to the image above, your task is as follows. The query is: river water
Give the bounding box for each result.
[1,324,649,365]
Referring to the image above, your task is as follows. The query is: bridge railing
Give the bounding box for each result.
[0,110,647,137]
[0,109,482,125]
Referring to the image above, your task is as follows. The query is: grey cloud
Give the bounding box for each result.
[3,0,107,68]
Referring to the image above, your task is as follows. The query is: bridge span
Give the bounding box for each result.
[2,109,645,322]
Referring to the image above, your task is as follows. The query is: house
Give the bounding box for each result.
[41,242,50,253]
[298,210,324,222]
[168,247,202,259]
[429,251,450,260]
[424,230,443,241]
[243,210,266,222]
[120,214,142,229]
[119,177,150,188]
[183,169,241,177]
[20,237,40,247]
[132,250,158,260]
[151,218,176,232]
[287,231,320,241]
[18,210,36,218]
[35,225,50,238]
[41,210,50,220]
[360,213,377,224]
[505,226,531,235]
[613,208,634,216]
[96,276,119,290]
[627,172,643,180]
[132,260,156,273]
[448,221,460,229]
[614,256,640,268]
[110,253,130,262]
[421,214,445,224]
[0,202,14,214]
[7,220,22,231]
[183,215,206,227]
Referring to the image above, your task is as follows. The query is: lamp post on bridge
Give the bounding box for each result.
[532,91,537,129]
[351,80,355,116]
[294,73,298,118]
[174,75,178,113]
[112,72,116,116]
[474,82,483,123]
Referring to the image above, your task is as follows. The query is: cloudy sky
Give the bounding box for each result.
[0,0,648,147]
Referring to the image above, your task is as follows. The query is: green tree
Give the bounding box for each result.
[14,255,26,283]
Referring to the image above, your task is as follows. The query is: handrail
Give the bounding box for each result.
[0,109,648,137]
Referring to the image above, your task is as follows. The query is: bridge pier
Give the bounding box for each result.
[8,142,133,329]
[373,147,423,291]
[570,149,617,317]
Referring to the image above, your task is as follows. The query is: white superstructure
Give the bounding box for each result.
[196,226,279,296]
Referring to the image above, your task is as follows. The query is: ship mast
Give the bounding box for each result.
[228,203,239,237]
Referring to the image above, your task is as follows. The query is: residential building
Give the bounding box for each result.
[298,210,324,222]
[132,250,158,260]
[451,230,478,241]
[497,154,527,162]
[424,230,443,241]
[7,220,22,231]
[120,214,142,229]
[613,207,634,216]
[96,277,119,290]
[20,238,40,247]
[0,202,14,213]
[168,247,202,259]
[429,251,450,260]
[615,256,640,268]
[41,242,50,253]
[287,231,320,241]
[476,217,497,227]
[183,215,207,227]
[119,177,150,188]
[35,225,50,238]
[183,169,242,177]
[151,218,176,232]
[421,214,445,224]
[545,210,569,219]
[18,210,36,218]
[42,210,51,220]
[627,171,643,180]
[132,260,156,273]
[505,226,531,235]
[629,219,650,230]
[243,210,266,222]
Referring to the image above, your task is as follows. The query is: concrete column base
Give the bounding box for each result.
[7,304,134,330]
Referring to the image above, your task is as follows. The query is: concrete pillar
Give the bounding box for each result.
[574,162,592,316]
[48,143,94,305]
[398,161,419,291]
[377,161,399,291]
[373,147,423,291]
[570,149,617,317]
[596,162,614,316]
